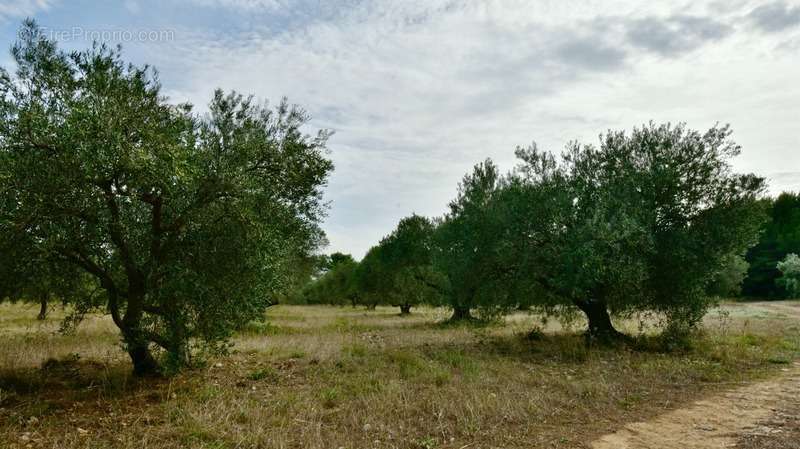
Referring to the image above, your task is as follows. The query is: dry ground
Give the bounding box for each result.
[1,301,799,448]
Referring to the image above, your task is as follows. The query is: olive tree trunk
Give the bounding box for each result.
[449,305,473,321]
[118,291,162,376]
[37,295,48,320]
[126,340,160,376]
[400,304,412,315]
[573,299,627,343]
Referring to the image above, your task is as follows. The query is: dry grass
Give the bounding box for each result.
[1,301,799,448]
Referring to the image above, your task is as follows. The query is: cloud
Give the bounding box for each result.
[768,172,800,194]
[145,2,777,257]
[186,0,281,9]
[623,14,732,56]
[553,35,628,71]
[0,0,56,21]
[23,0,796,257]
[124,0,142,14]
[748,1,800,32]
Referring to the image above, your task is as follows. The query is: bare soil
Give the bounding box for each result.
[593,302,800,449]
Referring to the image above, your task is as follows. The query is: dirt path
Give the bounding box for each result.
[591,362,800,448]
[593,301,800,449]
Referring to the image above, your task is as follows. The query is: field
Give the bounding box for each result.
[1,301,799,448]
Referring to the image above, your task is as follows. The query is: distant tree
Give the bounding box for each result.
[432,160,511,321]
[776,253,800,298]
[329,252,356,269]
[352,245,390,309]
[506,123,766,340]
[743,193,800,298]
[1,185,104,321]
[0,21,333,375]
[370,214,442,314]
[277,250,331,305]
[707,254,749,298]
[302,253,359,306]
[388,215,443,314]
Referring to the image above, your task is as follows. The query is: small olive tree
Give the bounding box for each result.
[368,214,442,314]
[302,253,360,306]
[0,21,333,374]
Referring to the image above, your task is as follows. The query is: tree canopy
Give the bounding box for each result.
[776,253,800,298]
[302,123,766,342]
[0,21,333,374]
[503,124,767,338]
[356,214,442,314]
[742,192,800,298]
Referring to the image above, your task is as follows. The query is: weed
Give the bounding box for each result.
[247,367,278,381]
[320,387,340,408]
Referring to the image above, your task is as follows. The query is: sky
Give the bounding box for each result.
[1,0,799,258]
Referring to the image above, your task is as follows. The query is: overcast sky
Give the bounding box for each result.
[1,0,799,258]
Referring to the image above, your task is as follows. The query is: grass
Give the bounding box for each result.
[0,301,799,448]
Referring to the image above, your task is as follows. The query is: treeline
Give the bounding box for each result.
[303,124,788,341]
[742,192,800,298]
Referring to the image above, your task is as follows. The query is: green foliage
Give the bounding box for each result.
[247,367,278,382]
[506,123,767,334]
[776,253,800,298]
[432,160,512,320]
[349,123,765,335]
[277,252,331,305]
[302,253,359,306]
[359,214,443,313]
[0,21,333,374]
[304,216,445,313]
[707,254,749,298]
[742,192,800,297]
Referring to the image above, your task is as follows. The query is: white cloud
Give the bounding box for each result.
[0,0,56,21]
[120,0,800,256]
[182,0,285,11]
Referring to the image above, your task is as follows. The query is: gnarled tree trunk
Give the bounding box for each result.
[37,295,48,320]
[450,305,473,321]
[400,303,411,315]
[126,339,160,376]
[120,291,162,376]
[573,298,627,343]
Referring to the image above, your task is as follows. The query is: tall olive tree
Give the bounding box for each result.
[432,160,512,321]
[352,245,390,309]
[509,123,767,340]
[385,214,442,314]
[0,21,333,374]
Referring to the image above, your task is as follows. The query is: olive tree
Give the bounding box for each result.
[302,253,360,306]
[352,245,390,309]
[507,123,767,340]
[363,214,442,314]
[776,253,800,298]
[743,192,800,297]
[432,160,512,321]
[0,233,91,320]
[0,21,333,374]
[707,254,749,298]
